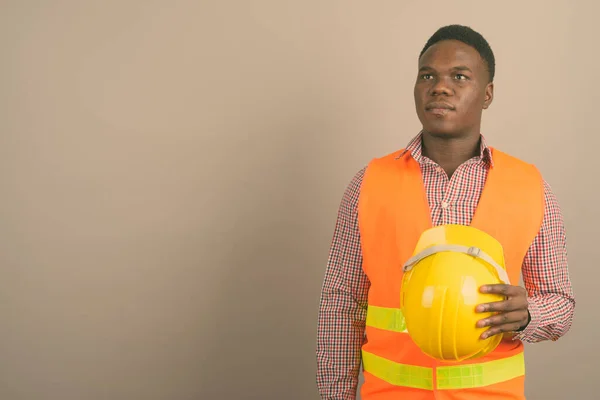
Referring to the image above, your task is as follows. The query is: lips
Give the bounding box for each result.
[425,102,455,111]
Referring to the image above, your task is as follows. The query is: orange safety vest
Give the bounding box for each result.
[357,147,545,400]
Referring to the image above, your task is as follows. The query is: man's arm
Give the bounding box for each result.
[316,168,370,400]
[514,180,575,343]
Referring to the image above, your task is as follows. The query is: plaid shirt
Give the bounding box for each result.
[315,132,575,399]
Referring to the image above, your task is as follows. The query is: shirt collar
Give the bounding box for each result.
[395,131,494,168]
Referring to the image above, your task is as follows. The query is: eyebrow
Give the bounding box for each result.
[419,65,473,73]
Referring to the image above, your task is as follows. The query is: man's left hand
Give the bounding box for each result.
[476,284,530,339]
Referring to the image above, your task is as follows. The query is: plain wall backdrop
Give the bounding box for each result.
[0,1,596,399]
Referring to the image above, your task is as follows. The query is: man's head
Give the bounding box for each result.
[414,25,495,138]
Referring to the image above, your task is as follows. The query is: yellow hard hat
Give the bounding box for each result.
[400,224,510,362]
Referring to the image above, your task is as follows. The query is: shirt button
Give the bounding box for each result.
[441,201,449,209]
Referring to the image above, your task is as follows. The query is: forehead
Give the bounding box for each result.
[418,39,485,72]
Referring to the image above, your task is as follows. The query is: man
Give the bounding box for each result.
[315,24,575,399]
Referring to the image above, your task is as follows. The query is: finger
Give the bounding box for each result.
[477,310,528,328]
[480,284,523,296]
[480,321,524,339]
[475,297,527,313]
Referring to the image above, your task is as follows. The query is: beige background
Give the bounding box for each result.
[0,1,595,399]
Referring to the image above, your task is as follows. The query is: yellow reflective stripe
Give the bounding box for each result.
[436,352,525,389]
[362,351,524,390]
[362,350,433,390]
[365,305,406,332]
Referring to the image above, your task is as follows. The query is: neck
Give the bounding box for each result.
[421,131,481,176]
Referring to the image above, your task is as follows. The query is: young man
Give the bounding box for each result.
[316,25,575,399]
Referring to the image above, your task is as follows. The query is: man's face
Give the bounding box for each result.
[414,39,493,138]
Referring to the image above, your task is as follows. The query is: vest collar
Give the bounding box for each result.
[395,131,494,168]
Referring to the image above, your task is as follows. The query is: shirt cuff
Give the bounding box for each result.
[512,297,541,342]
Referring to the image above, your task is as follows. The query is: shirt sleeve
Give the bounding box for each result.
[316,167,370,400]
[513,179,575,343]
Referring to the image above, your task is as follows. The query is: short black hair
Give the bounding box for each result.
[419,24,495,82]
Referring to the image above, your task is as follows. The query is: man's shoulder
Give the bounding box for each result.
[370,148,408,163]
[341,149,406,203]
[338,166,366,212]
[489,147,539,169]
[347,148,406,182]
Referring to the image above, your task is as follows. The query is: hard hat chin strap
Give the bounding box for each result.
[402,244,511,285]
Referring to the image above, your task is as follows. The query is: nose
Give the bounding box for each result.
[430,77,453,96]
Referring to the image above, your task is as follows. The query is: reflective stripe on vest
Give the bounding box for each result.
[362,349,525,390]
[362,351,433,390]
[366,305,407,332]
[363,305,525,390]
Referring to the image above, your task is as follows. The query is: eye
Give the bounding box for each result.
[420,74,433,80]
[455,74,468,80]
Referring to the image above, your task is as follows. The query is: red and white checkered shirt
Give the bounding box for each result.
[315,132,575,399]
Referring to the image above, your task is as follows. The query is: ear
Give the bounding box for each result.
[483,82,494,109]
